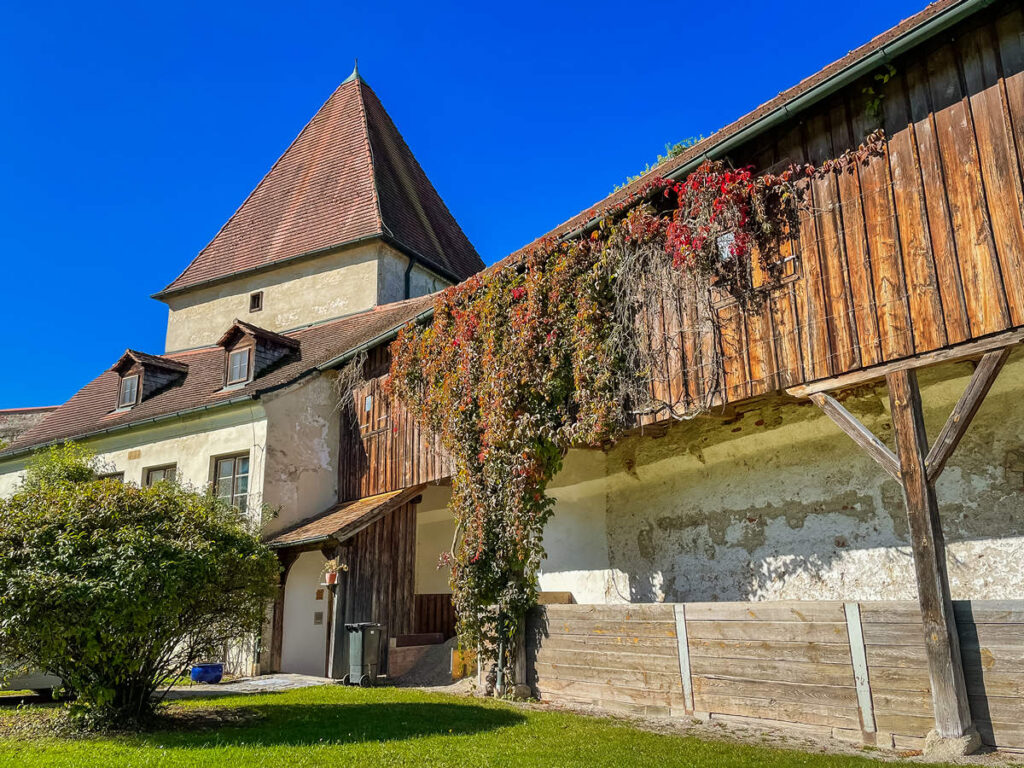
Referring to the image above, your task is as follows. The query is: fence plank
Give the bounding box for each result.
[686,620,848,643]
[683,601,846,623]
[688,656,856,687]
[688,638,852,665]
[692,674,857,707]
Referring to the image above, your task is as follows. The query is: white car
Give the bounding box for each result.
[0,667,61,697]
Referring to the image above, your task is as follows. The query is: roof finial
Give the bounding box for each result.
[343,58,360,84]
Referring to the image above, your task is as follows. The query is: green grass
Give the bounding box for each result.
[0,685,934,768]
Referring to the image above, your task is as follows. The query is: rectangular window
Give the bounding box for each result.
[118,374,139,407]
[227,349,250,385]
[215,453,250,513]
[144,464,177,486]
[249,291,263,312]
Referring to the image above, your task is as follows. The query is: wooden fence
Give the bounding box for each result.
[527,601,1024,752]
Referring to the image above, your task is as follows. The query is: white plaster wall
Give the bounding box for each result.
[163,242,384,352]
[541,450,629,603]
[0,403,267,515]
[280,550,329,676]
[261,374,340,536]
[415,484,455,594]
[597,351,1024,604]
[376,249,450,306]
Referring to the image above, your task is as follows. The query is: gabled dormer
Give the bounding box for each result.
[110,350,189,410]
[216,320,300,389]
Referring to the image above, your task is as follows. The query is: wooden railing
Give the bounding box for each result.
[527,601,1024,752]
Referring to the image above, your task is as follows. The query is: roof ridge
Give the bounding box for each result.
[352,79,387,239]
[155,82,352,298]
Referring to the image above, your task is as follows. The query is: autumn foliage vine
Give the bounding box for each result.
[388,130,886,664]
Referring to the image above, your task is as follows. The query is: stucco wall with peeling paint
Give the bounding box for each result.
[537,350,1024,605]
[261,373,341,536]
[600,351,1024,603]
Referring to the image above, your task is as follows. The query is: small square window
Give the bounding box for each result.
[144,464,176,486]
[364,394,373,413]
[249,291,263,313]
[118,374,139,408]
[227,348,250,385]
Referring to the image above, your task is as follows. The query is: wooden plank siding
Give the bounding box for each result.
[339,5,1024,497]
[332,500,418,674]
[338,368,453,502]
[528,600,1024,750]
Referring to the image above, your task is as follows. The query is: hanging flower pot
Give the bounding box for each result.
[325,571,338,585]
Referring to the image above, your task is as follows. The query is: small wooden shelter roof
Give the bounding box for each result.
[266,484,426,550]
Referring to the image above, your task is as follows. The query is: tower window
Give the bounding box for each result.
[249,291,263,312]
[118,374,139,408]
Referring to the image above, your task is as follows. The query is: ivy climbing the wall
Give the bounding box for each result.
[388,130,886,677]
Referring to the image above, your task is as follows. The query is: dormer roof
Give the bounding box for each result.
[155,71,483,299]
[217,319,301,350]
[111,349,189,375]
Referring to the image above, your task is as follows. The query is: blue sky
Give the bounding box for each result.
[0,0,927,408]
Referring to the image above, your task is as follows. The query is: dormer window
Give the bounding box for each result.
[226,348,251,386]
[110,349,188,411]
[118,374,139,408]
[216,319,299,390]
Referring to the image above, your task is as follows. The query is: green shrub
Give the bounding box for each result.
[0,457,278,728]
[23,442,97,490]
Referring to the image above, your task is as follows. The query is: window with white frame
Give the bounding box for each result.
[226,348,250,386]
[118,374,139,408]
[214,453,250,513]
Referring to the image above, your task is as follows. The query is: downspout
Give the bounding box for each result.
[403,254,415,300]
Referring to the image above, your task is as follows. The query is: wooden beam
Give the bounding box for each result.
[809,392,901,481]
[887,369,975,743]
[925,348,1010,482]
[269,549,298,674]
[328,539,354,680]
[786,328,1024,398]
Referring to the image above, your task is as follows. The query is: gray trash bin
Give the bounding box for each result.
[342,622,382,686]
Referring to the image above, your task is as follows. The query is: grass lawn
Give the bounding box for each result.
[0,685,938,768]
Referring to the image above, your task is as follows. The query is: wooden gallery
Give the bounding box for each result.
[1,0,1023,758]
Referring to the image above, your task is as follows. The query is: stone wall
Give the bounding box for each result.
[0,408,54,447]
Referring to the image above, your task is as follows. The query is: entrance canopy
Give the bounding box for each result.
[266,485,425,551]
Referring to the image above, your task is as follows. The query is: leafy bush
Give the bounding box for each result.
[23,442,97,489]
[0,453,278,728]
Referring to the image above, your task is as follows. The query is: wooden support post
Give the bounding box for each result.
[269,549,298,674]
[887,369,978,752]
[327,539,353,680]
[807,348,1015,755]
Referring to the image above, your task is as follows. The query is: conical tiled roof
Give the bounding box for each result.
[157,73,482,297]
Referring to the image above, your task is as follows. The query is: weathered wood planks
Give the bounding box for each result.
[529,598,1024,750]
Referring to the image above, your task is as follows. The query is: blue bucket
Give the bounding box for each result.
[190,663,224,684]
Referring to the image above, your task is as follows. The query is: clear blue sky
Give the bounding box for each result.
[1,0,926,408]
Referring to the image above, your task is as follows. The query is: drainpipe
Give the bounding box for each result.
[403,254,415,300]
